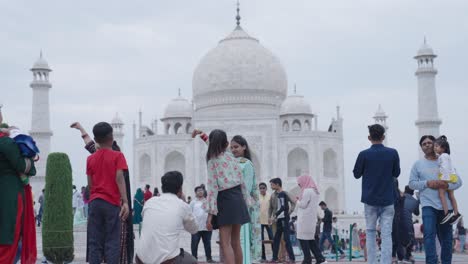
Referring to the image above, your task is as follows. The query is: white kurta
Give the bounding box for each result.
[296,188,319,240]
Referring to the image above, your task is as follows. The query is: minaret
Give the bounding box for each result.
[373,104,389,145]
[111,113,124,149]
[414,38,442,142]
[29,51,53,195]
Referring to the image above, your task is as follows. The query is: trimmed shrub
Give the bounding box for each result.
[42,152,74,263]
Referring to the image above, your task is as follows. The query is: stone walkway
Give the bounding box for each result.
[36,225,468,263]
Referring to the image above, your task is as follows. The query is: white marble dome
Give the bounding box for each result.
[163,96,193,119]
[280,94,313,116]
[192,25,288,110]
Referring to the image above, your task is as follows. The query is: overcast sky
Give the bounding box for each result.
[1,0,467,214]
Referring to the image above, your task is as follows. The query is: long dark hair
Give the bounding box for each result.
[231,135,251,160]
[206,129,229,162]
[435,135,450,155]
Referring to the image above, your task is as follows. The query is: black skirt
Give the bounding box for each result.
[215,185,250,226]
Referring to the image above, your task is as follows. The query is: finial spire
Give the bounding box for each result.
[236,0,241,26]
[424,36,427,45]
[40,49,43,59]
[294,83,297,94]
[178,88,181,97]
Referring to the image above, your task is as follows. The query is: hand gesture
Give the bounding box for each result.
[191,129,202,138]
[70,122,82,130]
[120,202,129,220]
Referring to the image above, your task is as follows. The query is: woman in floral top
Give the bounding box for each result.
[204,129,250,264]
[230,135,262,263]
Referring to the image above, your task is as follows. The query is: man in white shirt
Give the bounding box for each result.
[190,185,214,262]
[136,171,198,264]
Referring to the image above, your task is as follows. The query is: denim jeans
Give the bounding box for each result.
[272,218,295,261]
[191,231,212,260]
[422,206,453,264]
[88,199,121,264]
[261,224,273,260]
[319,231,344,254]
[364,204,394,264]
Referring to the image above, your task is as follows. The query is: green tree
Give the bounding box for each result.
[42,153,74,263]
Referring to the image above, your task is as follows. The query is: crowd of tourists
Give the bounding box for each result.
[0,100,465,264]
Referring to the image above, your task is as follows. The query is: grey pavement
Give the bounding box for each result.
[36,224,468,263]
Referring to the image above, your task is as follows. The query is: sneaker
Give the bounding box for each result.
[206,259,215,263]
[449,213,463,226]
[440,212,454,224]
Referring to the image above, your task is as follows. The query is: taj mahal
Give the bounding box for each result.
[25,7,442,219]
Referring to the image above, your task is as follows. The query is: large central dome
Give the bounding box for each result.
[192,25,288,112]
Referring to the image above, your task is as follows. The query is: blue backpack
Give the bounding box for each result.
[14,134,40,159]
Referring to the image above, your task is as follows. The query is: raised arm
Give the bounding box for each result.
[71,122,96,153]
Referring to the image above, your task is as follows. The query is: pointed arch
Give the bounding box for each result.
[292,119,301,131]
[186,123,192,134]
[323,148,338,178]
[282,120,290,132]
[164,151,185,176]
[287,147,309,178]
[139,154,152,182]
[174,123,183,134]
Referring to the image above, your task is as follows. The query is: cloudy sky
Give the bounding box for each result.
[1,0,467,214]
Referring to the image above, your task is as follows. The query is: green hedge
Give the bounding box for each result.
[42,153,74,263]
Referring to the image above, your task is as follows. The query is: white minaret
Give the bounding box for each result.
[29,51,53,195]
[373,104,389,145]
[111,113,124,149]
[414,39,442,142]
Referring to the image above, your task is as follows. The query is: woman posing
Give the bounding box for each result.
[296,175,327,264]
[230,135,262,263]
[204,129,251,264]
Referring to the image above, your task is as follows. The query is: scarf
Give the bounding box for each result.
[297,175,319,199]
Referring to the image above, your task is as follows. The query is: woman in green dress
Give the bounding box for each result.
[0,121,37,264]
[133,188,144,235]
[230,135,262,263]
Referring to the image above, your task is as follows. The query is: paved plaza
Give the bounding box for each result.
[36,225,468,263]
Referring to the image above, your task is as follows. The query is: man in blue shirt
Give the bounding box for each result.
[409,135,462,264]
[353,124,400,264]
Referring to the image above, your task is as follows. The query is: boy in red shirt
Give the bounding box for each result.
[86,122,129,264]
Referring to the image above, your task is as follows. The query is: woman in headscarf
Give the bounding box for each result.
[296,175,327,264]
[133,188,144,236]
[0,119,37,264]
[71,122,134,264]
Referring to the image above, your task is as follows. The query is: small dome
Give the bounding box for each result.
[415,41,436,58]
[31,52,51,71]
[162,96,193,119]
[374,104,387,118]
[111,113,124,125]
[280,94,313,116]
